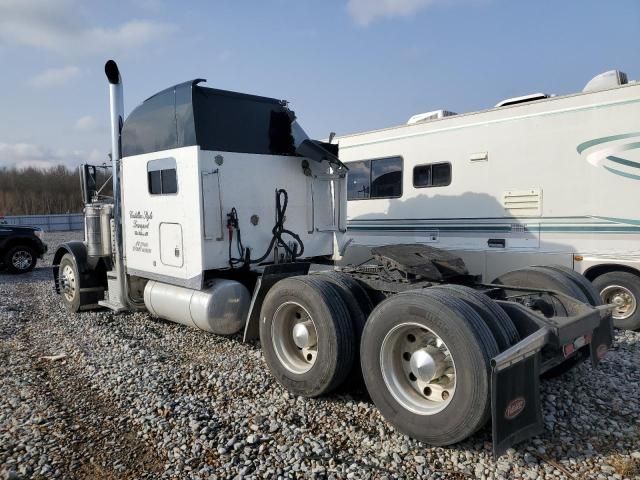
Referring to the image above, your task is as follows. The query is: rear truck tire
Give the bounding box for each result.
[420,289,500,361]
[365,288,388,308]
[592,271,640,330]
[360,290,497,446]
[493,266,589,317]
[494,267,593,378]
[314,271,374,319]
[312,271,370,385]
[431,284,520,351]
[4,245,37,274]
[534,265,602,306]
[259,275,355,397]
[58,253,81,312]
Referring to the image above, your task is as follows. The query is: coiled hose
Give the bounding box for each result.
[228,189,304,268]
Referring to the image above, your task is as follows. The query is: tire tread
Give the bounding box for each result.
[534,265,602,306]
[260,275,355,397]
[361,289,495,445]
[432,284,520,350]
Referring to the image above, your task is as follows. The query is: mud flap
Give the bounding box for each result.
[491,353,543,457]
[590,313,613,367]
[242,263,311,342]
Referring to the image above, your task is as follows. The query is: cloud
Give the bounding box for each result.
[0,0,176,56]
[28,65,81,88]
[83,20,177,55]
[74,115,97,131]
[0,142,105,170]
[347,0,444,25]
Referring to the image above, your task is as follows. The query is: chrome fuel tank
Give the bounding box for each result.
[143,279,250,335]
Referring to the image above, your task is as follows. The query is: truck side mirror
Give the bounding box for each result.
[80,164,98,204]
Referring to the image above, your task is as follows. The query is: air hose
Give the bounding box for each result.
[227,207,246,268]
[227,189,304,268]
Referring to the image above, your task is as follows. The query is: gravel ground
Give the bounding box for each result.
[1,231,639,480]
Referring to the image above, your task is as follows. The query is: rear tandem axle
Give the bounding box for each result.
[241,244,613,456]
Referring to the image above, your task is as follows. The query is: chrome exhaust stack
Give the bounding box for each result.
[105,60,123,206]
[100,60,130,312]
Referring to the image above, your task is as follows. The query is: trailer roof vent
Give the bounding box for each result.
[495,93,549,108]
[583,70,628,92]
[407,109,457,125]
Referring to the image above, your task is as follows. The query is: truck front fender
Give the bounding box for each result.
[52,241,106,293]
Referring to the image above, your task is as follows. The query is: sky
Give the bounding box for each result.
[0,0,638,169]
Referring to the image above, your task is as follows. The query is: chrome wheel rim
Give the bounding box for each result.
[271,302,318,374]
[11,250,33,270]
[601,285,636,320]
[380,322,456,415]
[60,264,77,303]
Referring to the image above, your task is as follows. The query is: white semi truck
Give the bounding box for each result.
[53,61,613,456]
[336,69,640,330]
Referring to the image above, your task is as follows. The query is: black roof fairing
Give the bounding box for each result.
[121,80,297,158]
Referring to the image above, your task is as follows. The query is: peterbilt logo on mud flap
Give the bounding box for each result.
[504,397,526,420]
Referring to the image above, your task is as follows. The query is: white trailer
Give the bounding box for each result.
[52,61,613,456]
[337,70,640,330]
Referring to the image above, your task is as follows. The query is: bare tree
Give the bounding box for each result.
[0,165,93,215]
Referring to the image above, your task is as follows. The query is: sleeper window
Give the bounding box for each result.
[147,158,178,195]
[347,156,403,200]
[413,162,451,188]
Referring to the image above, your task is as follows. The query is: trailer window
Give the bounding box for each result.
[413,162,451,188]
[347,160,371,200]
[346,156,403,200]
[147,158,178,195]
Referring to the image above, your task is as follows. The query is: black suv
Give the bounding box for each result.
[0,224,48,273]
